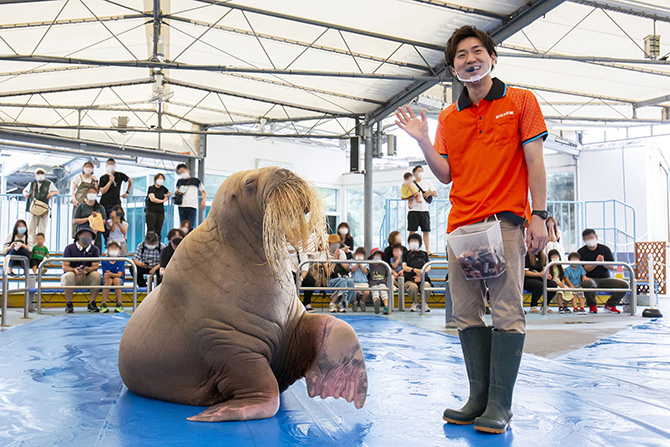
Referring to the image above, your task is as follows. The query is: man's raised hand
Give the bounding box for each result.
[395,105,429,143]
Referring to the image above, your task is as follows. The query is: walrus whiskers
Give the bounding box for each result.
[262,176,328,280]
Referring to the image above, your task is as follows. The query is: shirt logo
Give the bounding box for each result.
[495,111,514,119]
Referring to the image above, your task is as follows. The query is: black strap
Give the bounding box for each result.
[413,180,425,194]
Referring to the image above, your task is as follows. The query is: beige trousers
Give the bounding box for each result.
[448,219,527,334]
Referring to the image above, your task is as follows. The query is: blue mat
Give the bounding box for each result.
[0,314,669,447]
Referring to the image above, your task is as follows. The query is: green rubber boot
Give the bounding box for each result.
[443,326,492,425]
[473,330,525,434]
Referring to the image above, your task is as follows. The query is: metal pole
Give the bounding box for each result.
[37,258,43,314]
[542,268,548,315]
[23,256,30,319]
[131,262,138,311]
[363,122,373,251]
[1,257,7,326]
[398,276,405,311]
[197,125,207,225]
[387,262,393,314]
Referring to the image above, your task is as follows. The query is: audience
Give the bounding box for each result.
[547,249,574,314]
[100,241,125,314]
[106,205,129,255]
[30,232,50,275]
[578,229,629,314]
[3,220,31,276]
[368,248,390,315]
[72,186,106,251]
[383,230,405,264]
[544,216,566,260]
[174,163,206,227]
[180,220,193,236]
[351,247,369,312]
[404,165,437,256]
[61,227,102,313]
[402,233,431,312]
[23,167,58,245]
[133,231,164,288]
[524,250,557,314]
[159,228,185,279]
[337,222,355,257]
[564,252,588,314]
[146,173,170,239]
[401,172,422,206]
[326,234,355,313]
[70,161,98,237]
[297,252,319,313]
[98,158,132,246]
[389,244,404,286]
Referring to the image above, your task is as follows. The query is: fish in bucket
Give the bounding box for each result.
[448,220,506,280]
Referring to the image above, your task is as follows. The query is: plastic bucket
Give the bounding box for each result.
[448,220,506,280]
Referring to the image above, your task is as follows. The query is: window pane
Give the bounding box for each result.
[320,187,338,213]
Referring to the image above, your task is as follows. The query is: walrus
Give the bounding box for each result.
[118,167,368,422]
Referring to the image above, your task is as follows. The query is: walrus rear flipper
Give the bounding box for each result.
[304,316,368,409]
[187,356,280,422]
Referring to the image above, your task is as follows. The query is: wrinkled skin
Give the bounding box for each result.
[118,167,367,422]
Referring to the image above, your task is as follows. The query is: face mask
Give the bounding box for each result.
[330,243,340,251]
[79,236,92,245]
[585,239,597,248]
[355,255,364,260]
[415,172,423,180]
[551,258,559,263]
[339,228,349,235]
[83,167,93,175]
[408,241,420,250]
[180,172,190,179]
[17,227,27,235]
[108,250,120,257]
[373,256,383,261]
[36,174,46,182]
[86,193,97,202]
[106,164,115,174]
[455,61,492,84]
[144,244,157,250]
[155,179,164,186]
[171,237,182,247]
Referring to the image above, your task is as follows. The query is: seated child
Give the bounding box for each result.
[389,244,404,287]
[547,249,573,314]
[30,232,50,275]
[368,248,390,315]
[401,172,422,209]
[100,241,125,313]
[564,251,588,315]
[351,247,369,312]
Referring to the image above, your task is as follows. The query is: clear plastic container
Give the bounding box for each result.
[448,220,506,280]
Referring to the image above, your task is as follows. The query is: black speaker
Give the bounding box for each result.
[350,136,360,172]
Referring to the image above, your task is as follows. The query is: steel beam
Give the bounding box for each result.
[0,78,152,98]
[635,94,670,109]
[366,0,568,123]
[499,48,670,66]
[0,54,437,81]
[191,0,445,52]
[570,0,670,23]
[408,0,507,20]
[0,128,194,161]
[0,14,149,30]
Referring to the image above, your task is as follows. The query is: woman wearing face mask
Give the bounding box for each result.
[72,186,107,251]
[106,205,129,256]
[325,234,355,313]
[159,228,185,282]
[70,161,98,237]
[146,173,171,239]
[22,167,58,246]
[383,230,406,264]
[3,220,31,276]
[336,222,355,257]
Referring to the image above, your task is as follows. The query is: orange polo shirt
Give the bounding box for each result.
[434,77,547,233]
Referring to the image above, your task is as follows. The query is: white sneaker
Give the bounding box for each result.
[337,303,346,313]
[329,303,337,313]
[424,305,431,313]
[410,303,418,312]
[304,304,315,313]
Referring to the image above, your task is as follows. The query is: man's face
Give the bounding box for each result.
[106,162,115,173]
[584,234,598,247]
[178,168,189,178]
[452,37,494,79]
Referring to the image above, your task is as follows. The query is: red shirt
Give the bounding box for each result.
[434,78,547,232]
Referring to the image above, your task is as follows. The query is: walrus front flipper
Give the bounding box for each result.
[187,356,280,422]
[304,316,368,409]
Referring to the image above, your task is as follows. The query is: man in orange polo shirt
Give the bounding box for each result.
[395,25,548,434]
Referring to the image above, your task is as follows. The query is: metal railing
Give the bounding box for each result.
[296,259,395,313]
[542,261,636,316]
[1,255,31,326]
[584,199,636,264]
[36,257,138,312]
[419,260,449,316]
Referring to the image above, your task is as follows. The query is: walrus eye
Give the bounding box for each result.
[245,179,256,190]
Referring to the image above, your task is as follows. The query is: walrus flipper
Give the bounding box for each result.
[187,356,280,422]
[304,317,368,409]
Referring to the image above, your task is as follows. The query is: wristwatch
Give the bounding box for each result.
[532,210,549,220]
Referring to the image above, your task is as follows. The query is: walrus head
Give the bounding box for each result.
[209,167,327,278]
